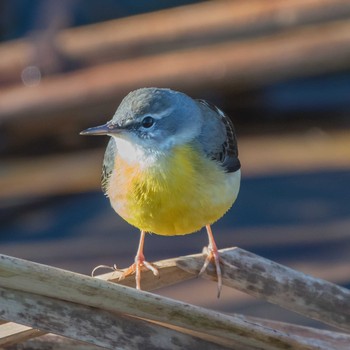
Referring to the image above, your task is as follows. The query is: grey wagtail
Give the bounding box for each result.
[81,88,241,296]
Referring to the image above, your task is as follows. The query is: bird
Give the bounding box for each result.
[80,87,241,296]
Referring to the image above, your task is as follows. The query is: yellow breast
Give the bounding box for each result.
[107,144,240,235]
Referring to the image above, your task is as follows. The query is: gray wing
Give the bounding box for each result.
[196,99,240,173]
[101,137,116,195]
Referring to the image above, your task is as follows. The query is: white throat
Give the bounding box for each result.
[112,136,161,168]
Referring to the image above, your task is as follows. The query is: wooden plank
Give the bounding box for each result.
[0,322,44,347]
[0,251,349,349]
[1,19,350,122]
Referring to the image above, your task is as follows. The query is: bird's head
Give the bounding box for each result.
[80,88,202,154]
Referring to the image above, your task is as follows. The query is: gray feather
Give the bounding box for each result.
[196,99,240,173]
[101,138,116,195]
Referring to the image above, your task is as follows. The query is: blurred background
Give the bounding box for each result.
[1,0,350,329]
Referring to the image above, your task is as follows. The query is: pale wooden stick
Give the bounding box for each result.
[2,253,350,350]
[2,313,350,350]
[96,248,350,332]
[0,254,322,349]
[0,252,349,349]
[0,323,44,347]
[97,252,350,346]
[241,317,350,350]
[0,287,228,350]
[176,247,350,332]
[95,254,196,289]
[2,287,348,350]
[5,334,103,350]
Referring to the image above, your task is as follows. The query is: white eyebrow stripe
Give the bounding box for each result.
[143,106,175,120]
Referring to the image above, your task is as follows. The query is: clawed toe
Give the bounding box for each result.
[91,264,119,277]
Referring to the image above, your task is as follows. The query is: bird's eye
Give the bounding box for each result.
[141,116,154,128]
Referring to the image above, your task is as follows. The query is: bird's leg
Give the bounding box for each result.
[199,225,223,297]
[119,230,159,290]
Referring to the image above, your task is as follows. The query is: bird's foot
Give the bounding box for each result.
[199,245,223,298]
[119,252,159,290]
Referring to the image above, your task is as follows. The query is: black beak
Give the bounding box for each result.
[80,123,111,136]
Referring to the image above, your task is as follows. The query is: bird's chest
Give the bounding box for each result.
[108,146,197,214]
[107,145,237,235]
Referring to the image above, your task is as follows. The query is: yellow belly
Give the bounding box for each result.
[107,144,240,235]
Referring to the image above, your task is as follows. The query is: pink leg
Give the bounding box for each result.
[120,230,159,290]
[199,225,223,297]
